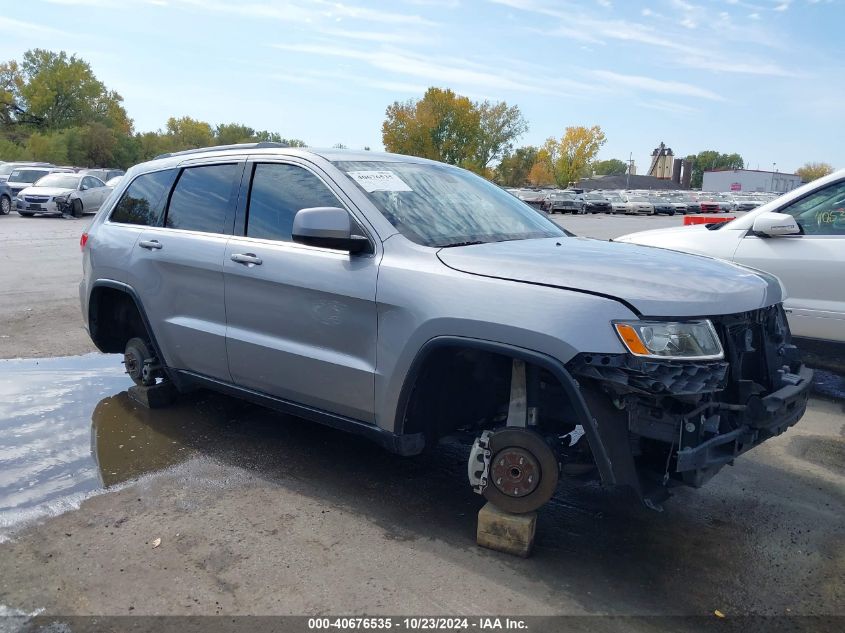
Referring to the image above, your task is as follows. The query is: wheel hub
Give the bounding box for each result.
[491,447,540,497]
[124,351,141,380]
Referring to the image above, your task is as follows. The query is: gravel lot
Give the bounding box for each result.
[0,210,841,626]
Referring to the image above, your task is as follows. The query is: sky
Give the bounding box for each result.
[2,0,843,173]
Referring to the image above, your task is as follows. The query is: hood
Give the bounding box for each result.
[18,186,74,197]
[437,237,781,317]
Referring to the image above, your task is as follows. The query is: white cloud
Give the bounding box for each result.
[271,42,589,96]
[0,15,68,35]
[170,0,436,26]
[592,70,726,101]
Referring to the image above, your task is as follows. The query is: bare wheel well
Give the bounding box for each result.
[88,287,149,354]
[401,346,581,444]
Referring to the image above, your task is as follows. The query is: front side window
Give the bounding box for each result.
[109,169,177,226]
[335,161,564,247]
[779,180,845,236]
[165,164,238,234]
[246,163,342,242]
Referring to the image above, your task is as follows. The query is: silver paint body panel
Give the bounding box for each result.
[81,147,783,434]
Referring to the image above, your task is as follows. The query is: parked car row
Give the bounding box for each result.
[0,160,124,217]
[505,185,777,217]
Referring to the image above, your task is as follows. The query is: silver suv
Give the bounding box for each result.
[80,143,812,513]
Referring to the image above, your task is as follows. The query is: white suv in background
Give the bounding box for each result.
[616,169,845,348]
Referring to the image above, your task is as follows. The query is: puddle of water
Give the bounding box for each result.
[0,354,234,539]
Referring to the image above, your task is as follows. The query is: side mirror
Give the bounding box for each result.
[752,212,800,237]
[291,207,371,253]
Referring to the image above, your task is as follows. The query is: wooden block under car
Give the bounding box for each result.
[476,502,537,558]
[127,382,177,409]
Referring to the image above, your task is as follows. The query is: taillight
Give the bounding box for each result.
[80,232,88,251]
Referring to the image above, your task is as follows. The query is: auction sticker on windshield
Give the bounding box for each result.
[347,170,412,193]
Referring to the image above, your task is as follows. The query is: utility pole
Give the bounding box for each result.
[771,162,777,192]
[626,152,633,189]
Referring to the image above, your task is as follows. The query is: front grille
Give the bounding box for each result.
[24,196,50,203]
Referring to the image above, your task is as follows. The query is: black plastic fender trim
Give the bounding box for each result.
[88,279,175,384]
[393,336,616,484]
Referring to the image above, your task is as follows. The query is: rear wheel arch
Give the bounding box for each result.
[88,281,163,361]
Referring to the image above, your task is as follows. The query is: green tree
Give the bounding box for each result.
[471,100,528,170]
[383,87,480,167]
[215,122,256,145]
[796,161,834,183]
[686,150,744,189]
[592,158,627,176]
[18,49,130,132]
[80,122,117,167]
[495,146,538,186]
[165,116,214,150]
[382,87,526,173]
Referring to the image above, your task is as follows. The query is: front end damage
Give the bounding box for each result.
[566,304,812,502]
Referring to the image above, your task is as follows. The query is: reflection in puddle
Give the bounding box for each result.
[0,354,240,538]
[0,354,127,537]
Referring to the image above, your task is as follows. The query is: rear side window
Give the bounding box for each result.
[165,164,238,234]
[110,169,177,226]
[246,163,342,242]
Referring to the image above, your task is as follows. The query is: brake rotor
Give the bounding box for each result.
[490,447,540,498]
[482,428,559,514]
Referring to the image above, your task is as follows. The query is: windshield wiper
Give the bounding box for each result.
[438,240,487,248]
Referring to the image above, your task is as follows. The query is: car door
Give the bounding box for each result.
[223,159,379,422]
[80,177,100,210]
[732,178,845,342]
[126,160,243,381]
[86,176,108,209]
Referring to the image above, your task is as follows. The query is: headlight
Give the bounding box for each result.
[613,320,723,360]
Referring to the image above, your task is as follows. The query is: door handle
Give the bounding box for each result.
[139,239,162,250]
[230,253,262,265]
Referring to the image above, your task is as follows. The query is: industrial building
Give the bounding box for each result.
[702,169,802,193]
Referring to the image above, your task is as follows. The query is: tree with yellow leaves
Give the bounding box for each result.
[796,162,834,183]
[537,126,607,187]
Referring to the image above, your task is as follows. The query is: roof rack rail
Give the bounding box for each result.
[153,141,291,160]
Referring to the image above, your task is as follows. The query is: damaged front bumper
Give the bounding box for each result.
[673,364,811,484]
[565,305,813,498]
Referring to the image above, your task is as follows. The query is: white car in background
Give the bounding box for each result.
[16,173,111,218]
[615,169,845,348]
[621,194,654,215]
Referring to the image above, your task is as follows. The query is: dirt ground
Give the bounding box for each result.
[0,212,842,627]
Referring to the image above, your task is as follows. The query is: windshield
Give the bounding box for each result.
[9,169,49,184]
[34,174,80,189]
[585,193,605,200]
[335,161,566,247]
